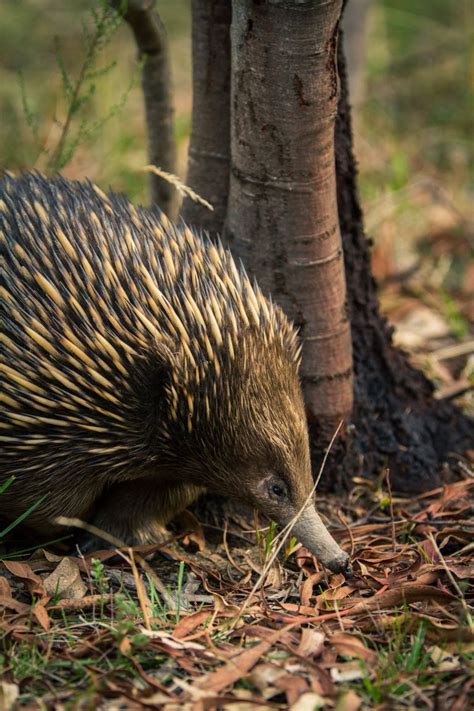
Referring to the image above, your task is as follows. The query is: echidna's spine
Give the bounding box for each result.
[1,173,300,481]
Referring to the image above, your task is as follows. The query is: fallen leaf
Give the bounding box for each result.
[196,631,279,692]
[0,595,30,614]
[0,576,12,597]
[330,665,367,683]
[119,636,132,657]
[0,681,19,711]
[140,692,176,707]
[43,557,86,600]
[347,584,455,613]
[2,561,44,596]
[393,306,450,349]
[275,673,309,706]
[330,633,377,663]
[296,628,325,658]
[139,629,205,652]
[335,689,362,711]
[250,663,287,699]
[428,645,462,671]
[177,510,206,552]
[433,563,474,579]
[316,585,353,608]
[289,692,326,710]
[50,593,113,610]
[32,602,50,631]
[300,571,325,606]
[174,610,212,638]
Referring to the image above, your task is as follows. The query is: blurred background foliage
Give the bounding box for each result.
[0,0,472,398]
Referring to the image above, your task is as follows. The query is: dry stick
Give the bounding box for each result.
[128,550,152,631]
[403,678,434,710]
[229,420,344,629]
[56,516,176,611]
[427,532,473,631]
[431,340,474,361]
[337,510,355,557]
[222,520,246,575]
[386,468,396,552]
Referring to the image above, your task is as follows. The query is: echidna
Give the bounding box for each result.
[0,173,350,574]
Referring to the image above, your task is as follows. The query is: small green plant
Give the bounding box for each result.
[145,571,172,623]
[0,477,48,542]
[264,521,278,557]
[354,620,434,705]
[256,520,279,560]
[175,560,186,623]
[113,592,141,636]
[441,291,469,340]
[0,476,14,496]
[284,535,299,559]
[91,557,109,595]
[19,0,136,172]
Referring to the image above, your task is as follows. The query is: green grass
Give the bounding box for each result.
[0,558,180,704]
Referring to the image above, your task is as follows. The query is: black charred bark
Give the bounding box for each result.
[330,35,473,493]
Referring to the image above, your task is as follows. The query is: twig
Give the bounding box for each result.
[431,340,474,361]
[386,469,396,552]
[222,520,246,574]
[128,550,152,631]
[47,40,97,171]
[337,510,354,557]
[427,532,473,631]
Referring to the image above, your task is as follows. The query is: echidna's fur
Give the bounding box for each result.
[0,174,350,572]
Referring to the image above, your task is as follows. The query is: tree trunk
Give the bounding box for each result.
[225,0,353,444]
[334,32,472,493]
[182,0,472,493]
[181,0,232,237]
[111,0,178,217]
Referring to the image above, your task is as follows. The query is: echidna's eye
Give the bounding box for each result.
[268,478,288,500]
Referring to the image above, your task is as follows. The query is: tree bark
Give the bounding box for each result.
[181,0,232,237]
[225,0,353,444]
[333,29,472,493]
[111,0,178,217]
[178,0,471,493]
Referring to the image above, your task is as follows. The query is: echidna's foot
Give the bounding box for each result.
[74,530,115,555]
[73,479,204,555]
[130,520,175,547]
[74,521,172,555]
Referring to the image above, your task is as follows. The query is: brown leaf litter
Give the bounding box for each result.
[0,475,473,710]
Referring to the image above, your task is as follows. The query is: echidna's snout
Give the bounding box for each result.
[291,505,352,575]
